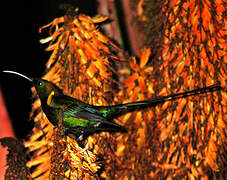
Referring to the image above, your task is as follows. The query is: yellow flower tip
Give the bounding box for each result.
[92,15,108,23]
[39,36,53,44]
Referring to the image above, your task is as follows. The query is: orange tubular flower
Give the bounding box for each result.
[25,12,122,179]
[100,0,226,179]
[98,48,158,179]
[22,1,226,178]
[157,0,226,179]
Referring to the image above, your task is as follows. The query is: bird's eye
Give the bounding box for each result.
[39,82,43,86]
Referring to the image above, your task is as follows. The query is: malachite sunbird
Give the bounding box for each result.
[2,70,224,140]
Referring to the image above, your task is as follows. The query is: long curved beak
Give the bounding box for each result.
[3,70,33,82]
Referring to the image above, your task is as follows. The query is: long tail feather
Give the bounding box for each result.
[116,84,223,110]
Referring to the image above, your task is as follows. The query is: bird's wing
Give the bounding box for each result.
[48,94,122,128]
[64,104,123,128]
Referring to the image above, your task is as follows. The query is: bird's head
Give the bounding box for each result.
[3,70,62,102]
[32,78,62,101]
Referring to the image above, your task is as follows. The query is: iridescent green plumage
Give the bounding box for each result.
[31,78,125,138]
[3,71,223,139]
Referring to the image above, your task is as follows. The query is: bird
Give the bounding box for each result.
[2,70,223,140]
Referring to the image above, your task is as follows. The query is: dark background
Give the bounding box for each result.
[0,0,98,139]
